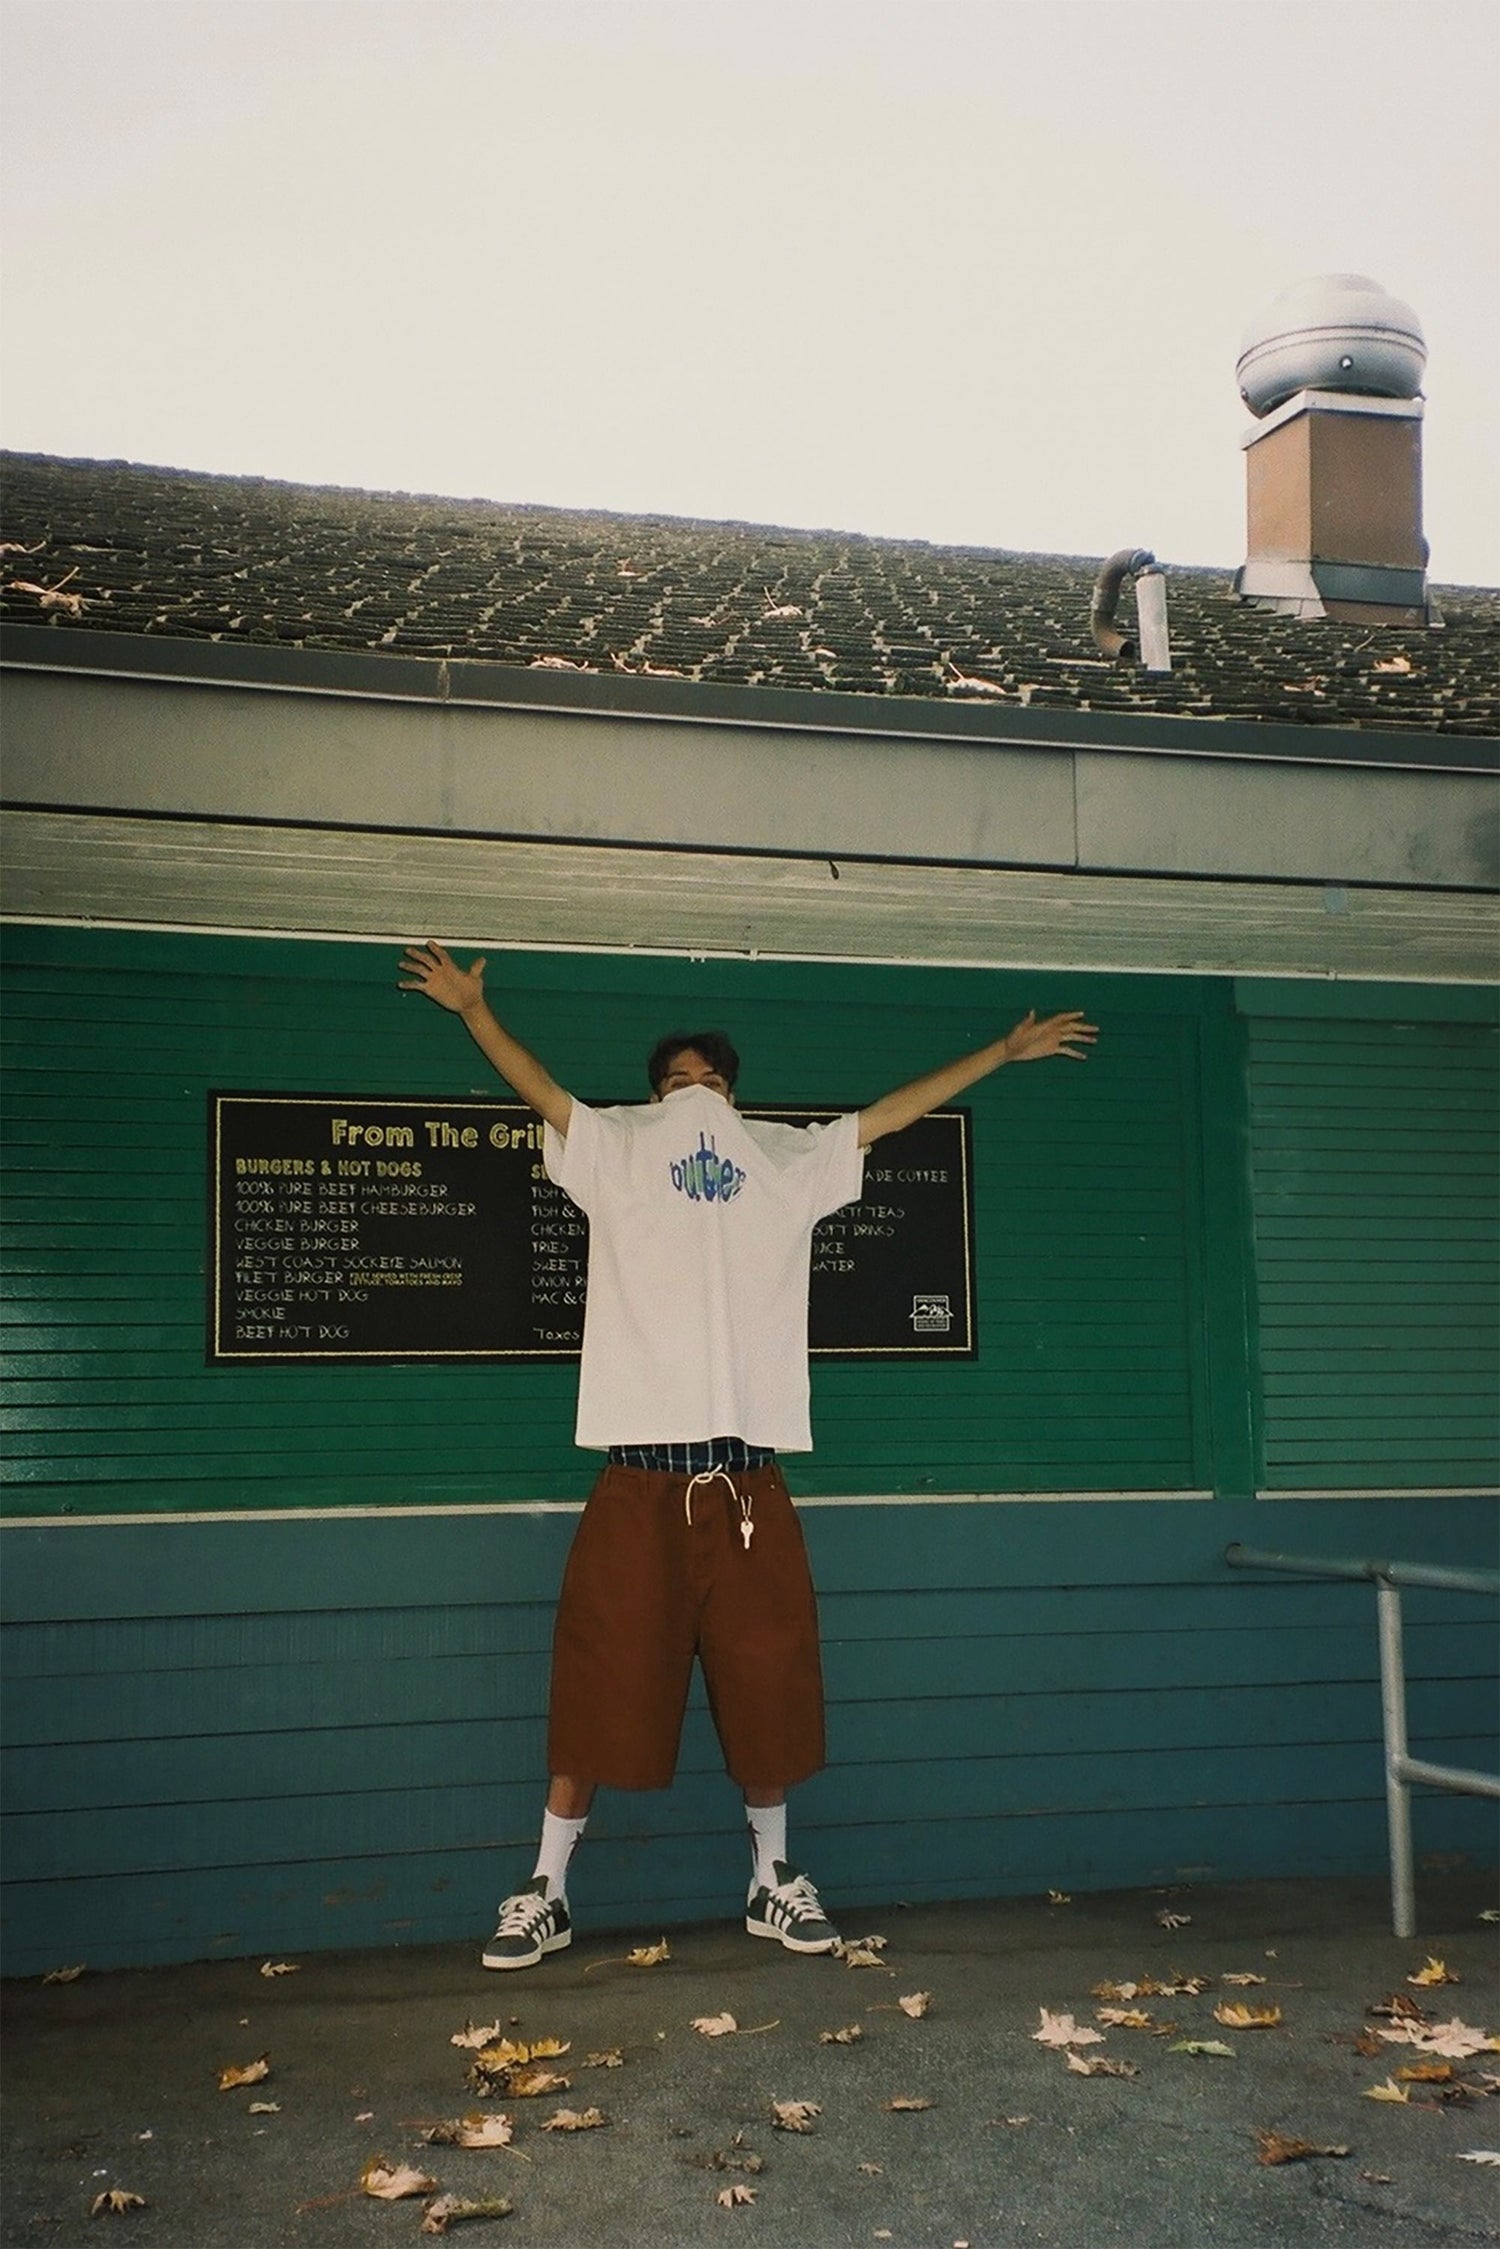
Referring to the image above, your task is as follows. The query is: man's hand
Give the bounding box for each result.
[399,940,487,1015]
[857,1006,1098,1146]
[396,940,572,1134]
[1000,1009,1098,1062]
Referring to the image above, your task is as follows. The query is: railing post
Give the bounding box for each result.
[1376,1578,1416,1941]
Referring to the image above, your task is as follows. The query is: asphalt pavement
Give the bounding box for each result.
[4,1873,1498,2249]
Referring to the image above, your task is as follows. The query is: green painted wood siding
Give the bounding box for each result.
[1247,1015,1500,1490]
[2,927,1226,1513]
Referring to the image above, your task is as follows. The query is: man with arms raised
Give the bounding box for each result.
[401,941,1095,1968]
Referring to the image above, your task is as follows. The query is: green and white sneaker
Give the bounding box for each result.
[481,1878,572,1971]
[745,1861,840,1954]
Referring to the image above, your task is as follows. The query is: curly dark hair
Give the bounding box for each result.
[646,1030,741,1095]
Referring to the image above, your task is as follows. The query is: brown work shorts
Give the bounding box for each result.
[546,1461,826,1792]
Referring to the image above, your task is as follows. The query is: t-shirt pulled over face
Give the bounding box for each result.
[543,1085,864,1452]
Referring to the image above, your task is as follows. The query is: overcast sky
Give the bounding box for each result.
[2,0,1496,583]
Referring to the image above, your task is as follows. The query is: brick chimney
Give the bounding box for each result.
[1232,274,1433,626]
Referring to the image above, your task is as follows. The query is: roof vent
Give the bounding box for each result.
[1232,274,1435,626]
[1236,273,1425,417]
[1090,549,1172,670]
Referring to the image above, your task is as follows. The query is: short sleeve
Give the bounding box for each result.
[805,1109,865,1222]
[742,1109,864,1224]
[543,1098,606,1213]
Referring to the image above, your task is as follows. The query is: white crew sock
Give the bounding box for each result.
[531,1810,588,1899]
[746,1801,787,1895]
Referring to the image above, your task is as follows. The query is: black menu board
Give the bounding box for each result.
[208,1094,974,1363]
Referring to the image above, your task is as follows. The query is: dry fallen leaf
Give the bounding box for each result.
[1033,2009,1104,2049]
[1378,2019,1500,2060]
[259,1960,300,1978]
[1097,1974,1208,2000]
[771,2099,821,2133]
[425,2113,515,2149]
[1457,2150,1500,2165]
[420,2191,515,2234]
[836,1935,890,1969]
[246,2101,281,2116]
[1097,2008,1156,2030]
[487,2036,569,2064]
[1363,2079,1412,2103]
[584,1940,672,1972]
[704,2133,765,2176]
[541,2107,608,2132]
[450,2020,504,2050]
[1369,1992,1427,2022]
[1214,2003,1283,2029]
[1156,1910,1192,1930]
[1048,1890,1072,1905]
[1066,2052,1139,2079]
[585,2049,625,2069]
[89,2188,147,2216]
[217,2054,271,2092]
[1166,2040,1236,2059]
[857,2160,883,2174]
[500,2065,571,2099]
[361,2156,440,2200]
[1409,1957,1460,1988]
[1373,653,1414,673]
[693,2013,739,2038]
[897,1992,931,2019]
[1222,1973,1268,1988]
[1397,2062,1456,2084]
[43,1964,86,1984]
[883,2095,933,2111]
[716,2183,757,2208]
[819,2024,864,2045]
[1254,2131,1350,2166]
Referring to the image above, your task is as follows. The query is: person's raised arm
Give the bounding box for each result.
[398,941,573,1135]
[856,1009,1097,1148]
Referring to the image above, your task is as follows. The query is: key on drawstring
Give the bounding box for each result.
[684,1467,753,1551]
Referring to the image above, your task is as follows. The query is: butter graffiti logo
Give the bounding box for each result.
[670,1131,746,1205]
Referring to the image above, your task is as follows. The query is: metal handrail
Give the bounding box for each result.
[1225,1542,1500,1937]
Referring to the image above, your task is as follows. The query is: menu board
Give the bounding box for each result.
[208,1093,974,1363]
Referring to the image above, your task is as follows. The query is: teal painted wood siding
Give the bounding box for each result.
[2,1499,1494,1972]
[2,927,1496,1971]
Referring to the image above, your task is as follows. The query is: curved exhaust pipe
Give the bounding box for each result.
[1090,548,1171,669]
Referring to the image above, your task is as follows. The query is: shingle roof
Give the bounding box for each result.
[2,451,1496,737]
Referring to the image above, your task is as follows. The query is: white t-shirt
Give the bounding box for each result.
[543,1084,864,1452]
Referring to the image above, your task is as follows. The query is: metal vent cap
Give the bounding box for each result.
[1236,273,1426,417]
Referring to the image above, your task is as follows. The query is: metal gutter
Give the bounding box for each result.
[2,622,1494,777]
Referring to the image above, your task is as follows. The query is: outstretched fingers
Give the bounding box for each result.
[1008,1009,1099,1061]
[396,940,487,1004]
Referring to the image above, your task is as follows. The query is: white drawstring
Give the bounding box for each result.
[684,1467,755,1550]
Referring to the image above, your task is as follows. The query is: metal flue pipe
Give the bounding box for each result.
[1090,548,1171,670]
